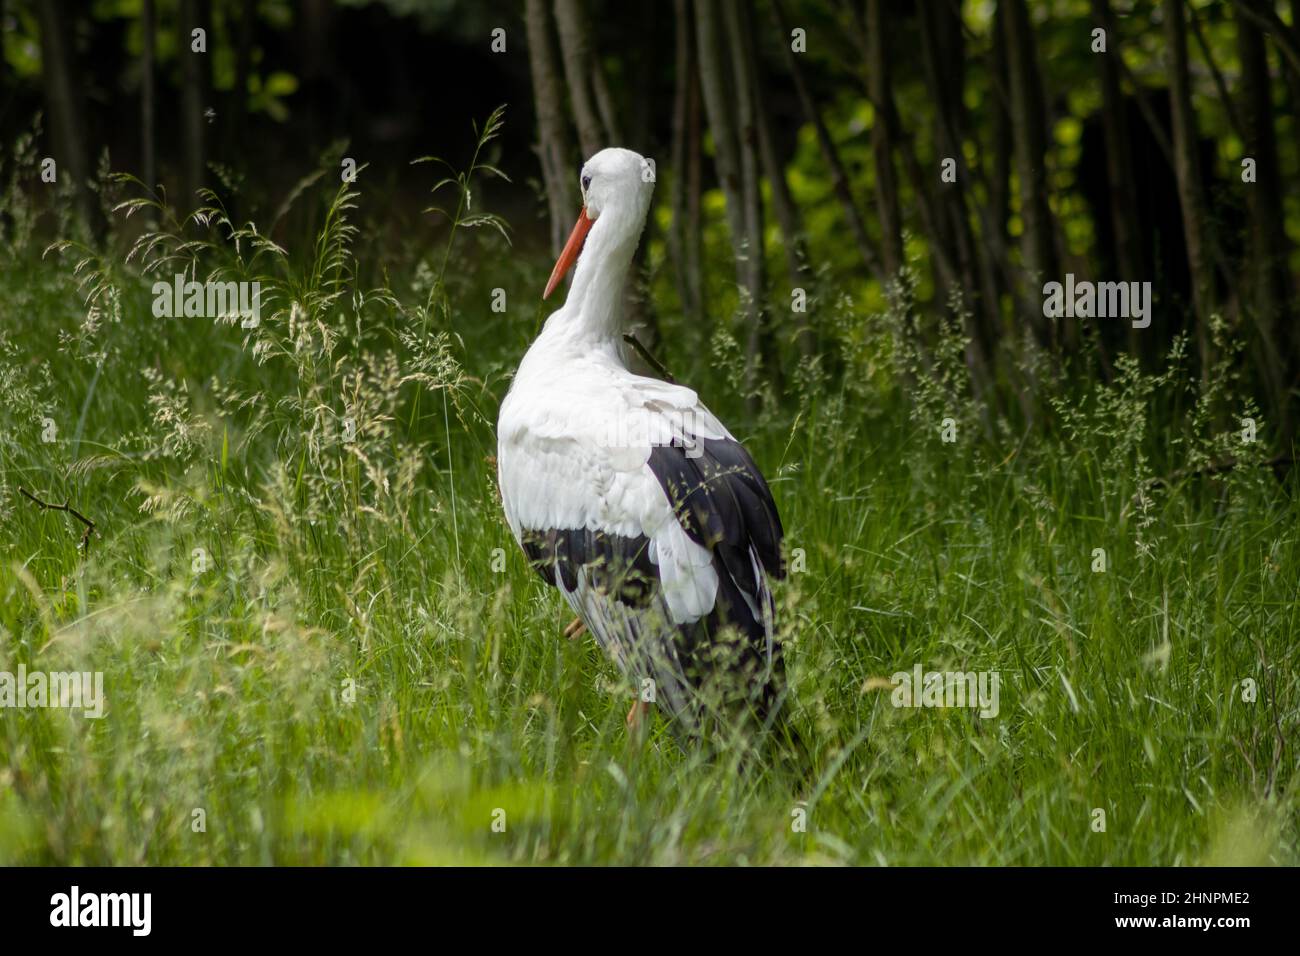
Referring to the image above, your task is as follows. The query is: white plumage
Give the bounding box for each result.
[497,148,788,733]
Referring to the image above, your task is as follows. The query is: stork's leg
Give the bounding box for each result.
[563,616,586,640]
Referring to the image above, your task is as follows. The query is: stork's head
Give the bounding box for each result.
[544,147,655,299]
[579,147,654,219]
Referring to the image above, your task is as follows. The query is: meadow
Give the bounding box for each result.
[1,117,1296,866]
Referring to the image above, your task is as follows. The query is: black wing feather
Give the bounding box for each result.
[518,435,788,727]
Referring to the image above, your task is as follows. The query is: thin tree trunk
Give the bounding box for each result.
[686,57,705,326]
[1002,0,1058,347]
[771,0,880,280]
[983,0,1045,366]
[918,0,996,412]
[35,0,93,226]
[179,0,210,208]
[554,0,605,158]
[669,0,703,325]
[1236,5,1293,422]
[694,0,743,265]
[1092,0,1144,358]
[1232,0,1300,74]
[753,56,815,357]
[697,0,766,402]
[969,0,1035,423]
[590,60,622,144]
[1162,0,1214,376]
[625,1,654,153]
[299,0,332,160]
[1186,1,1243,138]
[841,0,957,294]
[1290,0,1300,194]
[0,0,7,126]
[989,0,1011,270]
[620,1,656,354]
[1280,0,1300,192]
[865,0,903,281]
[526,0,576,255]
[229,0,254,153]
[141,0,156,194]
[723,0,773,396]
[1093,0,1142,284]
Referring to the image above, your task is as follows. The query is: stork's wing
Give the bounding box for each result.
[497,375,787,728]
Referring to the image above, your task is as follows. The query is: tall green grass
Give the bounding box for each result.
[0,114,1295,865]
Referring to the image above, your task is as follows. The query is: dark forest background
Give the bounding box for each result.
[4,0,1300,444]
[2,1,1299,867]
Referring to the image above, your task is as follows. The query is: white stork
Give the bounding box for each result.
[497,147,790,740]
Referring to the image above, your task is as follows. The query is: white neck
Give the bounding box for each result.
[546,198,647,346]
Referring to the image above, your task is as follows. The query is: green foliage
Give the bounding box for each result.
[0,108,1296,866]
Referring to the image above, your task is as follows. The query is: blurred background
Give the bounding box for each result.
[0,1,1297,866]
[3,0,1298,430]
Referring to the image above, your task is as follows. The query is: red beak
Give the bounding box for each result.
[543,207,593,299]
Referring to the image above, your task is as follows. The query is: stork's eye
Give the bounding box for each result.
[582,174,592,192]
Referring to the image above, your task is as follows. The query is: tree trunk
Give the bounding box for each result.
[841,0,957,295]
[141,0,157,194]
[1289,0,1300,195]
[1092,0,1144,357]
[554,0,605,158]
[1162,0,1214,376]
[865,0,903,281]
[723,0,774,395]
[0,0,7,127]
[619,1,656,355]
[298,0,333,157]
[179,0,210,208]
[526,0,577,255]
[668,0,704,325]
[771,0,880,280]
[1186,3,1243,138]
[228,0,254,154]
[984,0,1043,355]
[35,0,93,226]
[1236,6,1293,421]
[694,0,740,241]
[918,0,996,412]
[753,54,814,357]
[590,60,622,145]
[1002,0,1058,347]
[686,53,705,326]
[625,0,655,153]
[696,0,765,402]
[989,0,1012,272]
